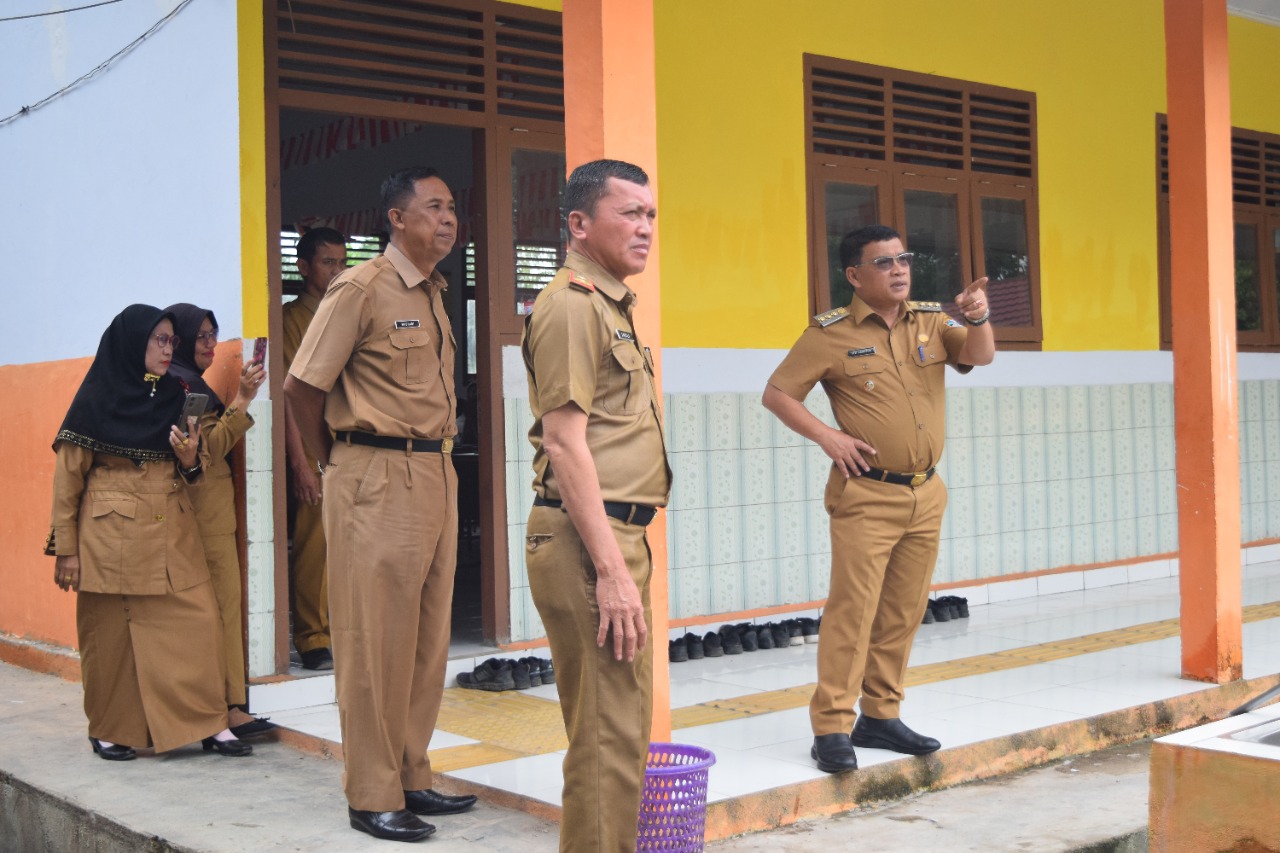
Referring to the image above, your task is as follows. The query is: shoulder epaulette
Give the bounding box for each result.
[813,306,849,327]
[908,301,942,312]
[568,271,596,292]
[348,255,388,286]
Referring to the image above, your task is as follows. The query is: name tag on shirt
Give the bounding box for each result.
[616,329,635,342]
[395,319,421,329]
[847,347,876,357]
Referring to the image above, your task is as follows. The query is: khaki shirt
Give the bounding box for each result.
[192,405,254,537]
[289,242,457,439]
[282,288,321,371]
[523,251,671,507]
[769,295,971,474]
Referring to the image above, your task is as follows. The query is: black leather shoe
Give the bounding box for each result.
[349,807,435,841]
[202,736,253,757]
[810,733,858,773]
[850,715,941,755]
[669,637,688,663]
[300,647,334,670]
[404,788,478,816]
[88,736,136,761]
[230,716,277,739]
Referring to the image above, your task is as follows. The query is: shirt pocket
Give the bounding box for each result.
[602,343,650,415]
[911,341,947,395]
[843,359,889,400]
[389,327,439,385]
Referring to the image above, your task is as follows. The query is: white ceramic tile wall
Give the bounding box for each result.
[243,369,276,678]
[501,381,1280,641]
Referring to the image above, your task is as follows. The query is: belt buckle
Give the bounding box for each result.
[442,437,454,454]
[910,471,927,488]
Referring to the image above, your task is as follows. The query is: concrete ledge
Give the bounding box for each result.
[0,634,79,683]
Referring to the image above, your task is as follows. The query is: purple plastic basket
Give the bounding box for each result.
[636,742,717,853]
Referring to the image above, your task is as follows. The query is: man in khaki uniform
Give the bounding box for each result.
[284,167,476,843]
[282,226,347,671]
[523,159,671,853]
[763,224,995,773]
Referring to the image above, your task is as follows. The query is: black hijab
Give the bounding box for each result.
[164,303,225,415]
[54,304,185,462]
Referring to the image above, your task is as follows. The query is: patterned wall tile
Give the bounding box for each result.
[744,558,779,609]
[1264,380,1280,423]
[1131,426,1158,474]
[670,450,709,511]
[1137,515,1158,555]
[1156,469,1178,516]
[1049,522,1073,567]
[524,589,545,641]
[774,500,806,559]
[805,446,833,496]
[778,555,808,604]
[1021,434,1046,483]
[1089,385,1114,431]
[1071,520,1095,565]
[1265,420,1280,465]
[1250,502,1267,543]
[668,395,707,452]
[946,485,975,536]
[1266,461,1280,503]
[504,398,521,465]
[1134,471,1159,517]
[997,387,1022,437]
[975,534,1001,579]
[1000,532,1025,578]
[508,523,528,589]
[508,586,526,642]
[1068,386,1091,433]
[242,405,273,473]
[742,509,775,563]
[739,394,776,449]
[1091,431,1114,477]
[1152,383,1174,426]
[1092,474,1115,522]
[949,535,977,581]
[246,542,274,616]
[998,435,1022,489]
[1024,527,1049,572]
[1268,501,1280,536]
[1047,478,1071,533]
[1112,428,1135,475]
[1114,473,1137,520]
[1242,380,1263,423]
[707,393,741,450]
[742,448,776,506]
[946,387,973,438]
[708,505,743,567]
[1020,385,1045,434]
[706,448,740,509]
[1245,419,1266,464]
[244,471,274,544]
[973,484,1000,536]
[971,387,997,438]
[808,551,831,601]
[514,399,535,463]
[1131,384,1154,429]
[774,446,807,505]
[673,507,709,572]
[942,436,973,489]
[1046,433,1069,482]
[1000,487,1024,534]
[1109,385,1134,430]
[1069,433,1092,476]
[1157,512,1179,551]
[676,565,710,620]
[1044,386,1068,434]
[1093,519,1116,563]
[1022,480,1048,532]
[973,436,999,486]
[1249,458,1268,505]
[1070,477,1093,527]
[710,562,745,614]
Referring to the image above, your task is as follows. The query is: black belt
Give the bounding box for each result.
[534,495,657,527]
[336,431,453,454]
[865,466,935,487]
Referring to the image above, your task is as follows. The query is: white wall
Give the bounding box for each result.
[0,0,243,366]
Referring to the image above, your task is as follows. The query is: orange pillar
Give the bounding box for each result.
[562,0,672,739]
[1163,0,1242,683]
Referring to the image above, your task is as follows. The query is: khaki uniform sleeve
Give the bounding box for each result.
[199,405,254,465]
[938,315,974,374]
[50,443,93,556]
[768,327,835,402]
[526,288,608,415]
[289,280,369,393]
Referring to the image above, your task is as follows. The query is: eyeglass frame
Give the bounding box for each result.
[150,333,181,350]
[853,251,916,272]
[194,329,219,344]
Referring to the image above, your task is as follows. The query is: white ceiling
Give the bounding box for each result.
[1228,0,1280,25]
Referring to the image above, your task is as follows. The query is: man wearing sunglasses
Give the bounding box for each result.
[763,224,994,773]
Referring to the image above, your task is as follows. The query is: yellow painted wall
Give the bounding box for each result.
[654,1,1280,352]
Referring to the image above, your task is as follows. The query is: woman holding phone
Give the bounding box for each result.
[165,303,272,739]
[47,304,252,760]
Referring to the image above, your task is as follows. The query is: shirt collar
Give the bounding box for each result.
[565,250,635,307]
[848,294,905,326]
[297,288,323,314]
[385,242,447,291]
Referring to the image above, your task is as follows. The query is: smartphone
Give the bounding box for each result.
[178,393,210,434]
[252,336,268,366]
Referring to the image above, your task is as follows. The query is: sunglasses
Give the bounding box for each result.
[854,252,915,272]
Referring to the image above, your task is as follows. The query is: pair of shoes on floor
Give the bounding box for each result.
[88,736,136,762]
[517,657,555,687]
[669,632,706,662]
[299,647,334,671]
[924,596,970,624]
[202,735,253,757]
[456,657,555,692]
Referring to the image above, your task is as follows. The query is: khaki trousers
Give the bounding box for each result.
[325,442,457,811]
[810,470,947,735]
[203,531,247,705]
[289,494,330,654]
[526,504,654,853]
[77,581,228,752]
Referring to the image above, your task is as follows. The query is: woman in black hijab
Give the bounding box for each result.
[48,305,253,760]
[164,303,272,738]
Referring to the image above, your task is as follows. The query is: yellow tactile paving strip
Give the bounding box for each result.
[430,600,1280,771]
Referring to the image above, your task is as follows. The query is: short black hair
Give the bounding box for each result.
[839,224,902,270]
[296,227,346,264]
[380,166,441,224]
[563,159,649,222]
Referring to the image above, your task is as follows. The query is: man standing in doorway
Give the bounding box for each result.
[763,224,994,773]
[282,226,346,672]
[285,167,476,843]
[522,159,671,853]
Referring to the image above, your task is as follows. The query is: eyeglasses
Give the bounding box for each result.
[854,252,915,272]
[151,334,181,349]
[195,330,219,344]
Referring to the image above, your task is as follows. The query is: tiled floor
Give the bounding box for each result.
[267,562,1280,807]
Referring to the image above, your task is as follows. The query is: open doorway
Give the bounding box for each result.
[277,109,486,651]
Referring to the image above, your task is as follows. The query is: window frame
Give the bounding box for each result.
[804,54,1042,349]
